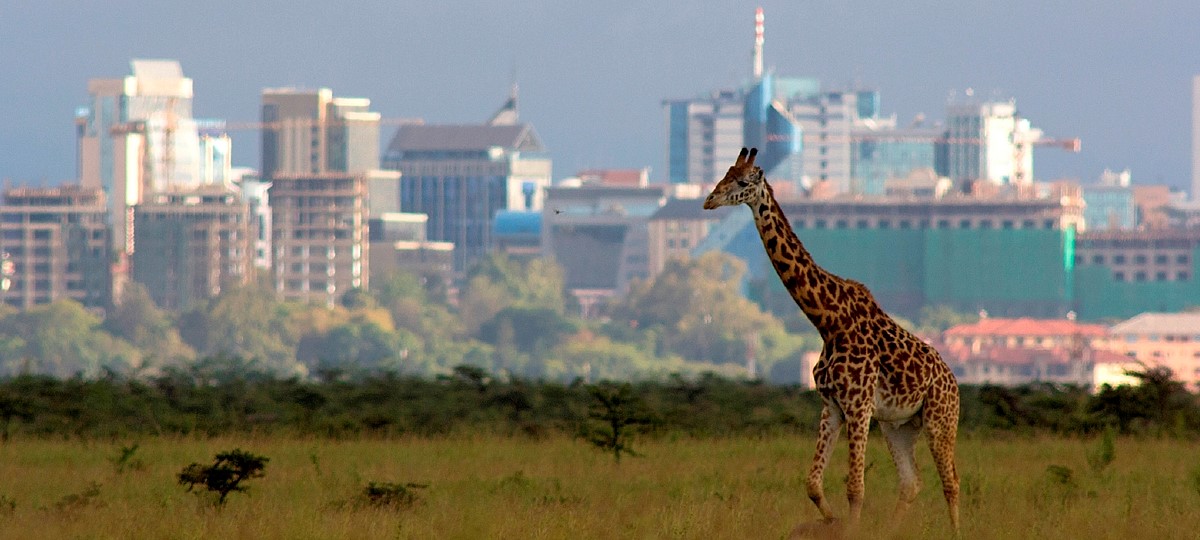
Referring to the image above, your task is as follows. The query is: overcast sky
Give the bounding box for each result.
[2,1,1199,189]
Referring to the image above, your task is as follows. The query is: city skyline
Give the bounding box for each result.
[2,1,1199,190]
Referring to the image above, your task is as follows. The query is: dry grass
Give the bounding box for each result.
[0,433,1197,539]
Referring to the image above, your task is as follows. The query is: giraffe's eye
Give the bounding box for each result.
[736,179,749,187]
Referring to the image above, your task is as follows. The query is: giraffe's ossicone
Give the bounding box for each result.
[704,148,961,535]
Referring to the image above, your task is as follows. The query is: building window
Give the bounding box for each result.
[814,219,827,229]
[1022,220,1035,228]
[1134,255,1147,264]
[1044,219,1057,229]
[1178,271,1189,281]
[1113,271,1125,282]
[878,220,891,229]
[1113,255,1126,264]
[1092,255,1105,264]
[979,220,993,229]
[937,219,950,229]
[1177,254,1189,265]
[1135,272,1147,282]
[856,220,869,229]
[1155,254,1168,264]
[899,220,911,229]
[835,220,848,229]
[1156,272,1167,281]
[959,219,971,229]
[1002,220,1014,229]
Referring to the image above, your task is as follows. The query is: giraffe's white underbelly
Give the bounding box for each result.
[872,387,922,423]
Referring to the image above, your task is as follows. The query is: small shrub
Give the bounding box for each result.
[1189,465,1200,498]
[1043,464,1079,504]
[1045,464,1074,486]
[54,482,102,512]
[359,482,427,509]
[178,449,269,506]
[0,494,15,515]
[110,443,144,474]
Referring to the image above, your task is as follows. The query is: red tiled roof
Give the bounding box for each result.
[944,318,1107,338]
[1091,349,1138,365]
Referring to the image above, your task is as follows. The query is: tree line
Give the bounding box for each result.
[0,252,835,383]
[1,364,1197,441]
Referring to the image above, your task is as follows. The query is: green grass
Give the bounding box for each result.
[0,434,1197,539]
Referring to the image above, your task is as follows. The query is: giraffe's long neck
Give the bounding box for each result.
[749,185,847,337]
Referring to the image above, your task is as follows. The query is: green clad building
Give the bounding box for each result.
[701,192,1200,322]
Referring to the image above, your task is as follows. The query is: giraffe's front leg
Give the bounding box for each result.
[806,401,843,520]
[844,411,871,526]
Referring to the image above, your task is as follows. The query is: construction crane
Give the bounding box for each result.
[219,116,425,131]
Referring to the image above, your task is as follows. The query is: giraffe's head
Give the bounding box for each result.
[703,147,766,210]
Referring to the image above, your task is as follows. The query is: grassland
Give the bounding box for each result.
[0,434,1198,539]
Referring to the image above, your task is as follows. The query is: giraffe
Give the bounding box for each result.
[703,148,960,534]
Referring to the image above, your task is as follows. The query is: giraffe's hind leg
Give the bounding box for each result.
[806,401,843,521]
[880,418,922,521]
[926,396,960,534]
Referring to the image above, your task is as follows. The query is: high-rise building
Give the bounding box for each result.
[131,187,252,311]
[943,100,1042,187]
[77,59,219,254]
[851,129,940,196]
[383,95,551,271]
[260,88,381,181]
[663,9,936,195]
[664,89,747,185]
[270,173,368,307]
[0,186,111,310]
[198,121,234,186]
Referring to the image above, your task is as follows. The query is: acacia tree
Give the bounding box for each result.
[178,449,269,506]
[583,382,654,464]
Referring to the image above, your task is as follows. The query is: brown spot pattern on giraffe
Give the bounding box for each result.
[701,148,960,533]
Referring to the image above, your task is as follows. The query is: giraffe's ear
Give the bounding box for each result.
[746,148,758,166]
[735,147,749,166]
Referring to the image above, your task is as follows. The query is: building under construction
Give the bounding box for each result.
[131,186,252,311]
[270,172,368,307]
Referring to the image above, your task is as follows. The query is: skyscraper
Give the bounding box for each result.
[383,94,551,272]
[77,59,215,253]
[944,99,1042,188]
[260,88,381,181]
[663,9,808,187]
[664,89,746,184]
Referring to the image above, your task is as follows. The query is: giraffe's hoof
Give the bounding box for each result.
[787,517,843,539]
